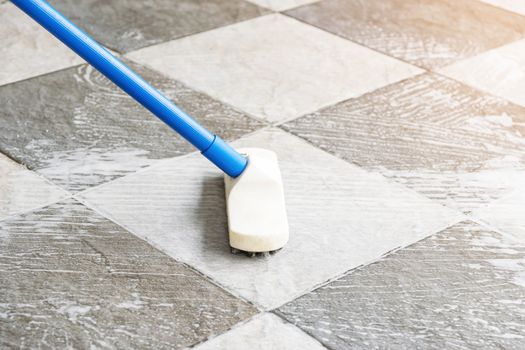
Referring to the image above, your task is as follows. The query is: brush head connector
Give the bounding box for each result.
[224,148,289,253]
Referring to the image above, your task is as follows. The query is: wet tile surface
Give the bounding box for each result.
[0,154,67,221]
[79,128,462,309]
[277,221,525,350]
[0,62,263,192]
[126,14,421,123]
[246,0,320,12]
[0,2,84,87]
[0,199,256,349]
[3,0,525,347]
[286,0,525,69]
[194,313,327,350]
[440,39,525,109]
[282,73,525,214]
[48,0,268,53]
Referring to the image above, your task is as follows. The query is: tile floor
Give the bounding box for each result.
[1,0,524,348]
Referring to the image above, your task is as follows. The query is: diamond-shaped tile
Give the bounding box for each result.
[48,0,268,53]
[246,0,320,11]
[194,313,327,350]
[282,73,525,214]
[475,188,525,239]
[0,2,83,87]
[0,154,67,221]
[78,128,462,309]
[0,199,256,349]
[126,14,421,123]
[480,0,525,16]
[0,61,263,193]
[277,221,525,349]
[440,39,525,109]
[286,0,525,69]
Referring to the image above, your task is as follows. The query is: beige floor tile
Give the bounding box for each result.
[126,14,421,123]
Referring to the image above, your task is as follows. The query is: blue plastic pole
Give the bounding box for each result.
[11,0,248,177]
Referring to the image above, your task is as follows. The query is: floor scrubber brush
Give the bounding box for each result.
[12,0,289,254]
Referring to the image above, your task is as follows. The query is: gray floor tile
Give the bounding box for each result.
[78,128,462,309]
[282,73,525,213]
[194,313,327,350]
[286,0,525,69]
[0,153,68,221]
[277,221,525,350]
[0,62,263,192]
[48,0,268,53]
[0,199,256,349]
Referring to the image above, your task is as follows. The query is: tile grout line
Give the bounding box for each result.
[73,195,267,312]
[472,0,525,18]
[282,7,525,74]
[0,61,87,89]
[0,158,74,223]
[115,5,273,56]
[274,125,467,215]
[183,312,267,349]
[280,11,431,72]
[266,214,466,312]
[0,193,73,224]
[123,51,271,127]
[433,67,525,109]
[271,71,429,128]
[269,310,335,350]
[123,12,424,127]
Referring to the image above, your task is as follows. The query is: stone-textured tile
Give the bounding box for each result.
[475,188,525,239]
[0,154,67,221]
[0,2,83,87]
[282,73,525,214]
[277,221,525,350]
[440,39,525,109]
[194,313,327,350]
[0,62,263,192]
[246,0,320,11]
[480,0,525,16]
[0,199,256,349]
[286,0,525,69]
[127,14,421,123]
[78,128,462,309]
[48,0,267,53]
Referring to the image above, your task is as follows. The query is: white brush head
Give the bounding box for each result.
[224,148,289,253]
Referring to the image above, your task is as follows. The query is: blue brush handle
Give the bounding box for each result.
[12,0,248,177]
